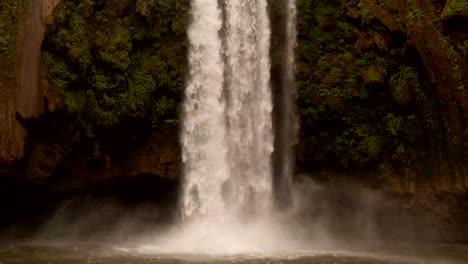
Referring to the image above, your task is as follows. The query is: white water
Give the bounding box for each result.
[144,0,295,254]
[223,0,273,219]
[281,0,298,192]
[182,0,273,224]
[181,0,228,221]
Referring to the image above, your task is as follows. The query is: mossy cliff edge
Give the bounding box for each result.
[0,0,467,242]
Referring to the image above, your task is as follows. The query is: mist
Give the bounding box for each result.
[12,172,460,264]
[26,173,410,250]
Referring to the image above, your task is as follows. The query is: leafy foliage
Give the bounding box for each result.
[296,0,447,171]
[42,0,188,154]
[0,0,20,80]
[40,0,464,170]
[443,0,468,17]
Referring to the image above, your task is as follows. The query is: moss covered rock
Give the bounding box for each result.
[443,0,468,19]
[41,0,188,159]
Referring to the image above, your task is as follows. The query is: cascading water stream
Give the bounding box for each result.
[269,0,298,209]
[182,0,273,224]
[223,0,273,219]
[140,0,296,254]
[281,0,298,200]
[181,0,228,222]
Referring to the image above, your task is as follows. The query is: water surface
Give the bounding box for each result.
[1,242,467,264]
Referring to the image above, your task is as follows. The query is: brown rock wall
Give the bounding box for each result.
[127,133,181,179]
[0,89,24,163]
[1,0,61,163]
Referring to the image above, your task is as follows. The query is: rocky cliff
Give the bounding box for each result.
[0,0,22,163]
[0,0,467,242]
[0,0,60,164]
[294,0,468,242]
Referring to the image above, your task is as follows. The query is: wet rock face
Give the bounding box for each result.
[21,142,65,182]
[9,129,181,192]
[0,132,181,240]
[0,0,61,164]
[0,0,23,164]
[0,101,23,164]
[0,171,181,241]
[127,133,181,180]
[17,0,46,120]
[17,0,62,118]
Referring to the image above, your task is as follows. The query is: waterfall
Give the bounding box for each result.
[133,0,299,254]
[181,0,228,220]
[223,0,273,218]
[182,0,273,223]
[281,0,298,201]
[270,0,298,208]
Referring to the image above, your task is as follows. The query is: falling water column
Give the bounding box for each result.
[224,0,274,217]
[270,0,298,209]
[181,0,229,220]
[283,0,298,201]
[173,0,283,252]
[182,0,274,223]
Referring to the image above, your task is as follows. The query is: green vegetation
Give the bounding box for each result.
[0,0,20,80]
[443,0,468,17]
[295,0,457,172]
[408,8,422,20]
[407,0,422,20]
[390,66,418,105]
[36,0,465,173]
[42,0,188,156]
